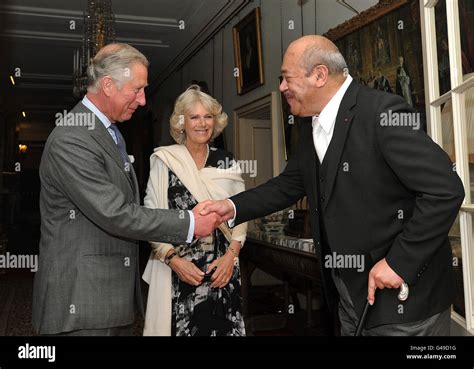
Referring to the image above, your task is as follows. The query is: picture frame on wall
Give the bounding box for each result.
[324,0,426,129]
[232,7,265,95]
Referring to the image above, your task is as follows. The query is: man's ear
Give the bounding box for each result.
[101,76,115,97]
[312,64,329,87]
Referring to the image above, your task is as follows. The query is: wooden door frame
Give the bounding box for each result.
[233,92,285,177]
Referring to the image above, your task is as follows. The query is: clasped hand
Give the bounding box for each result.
[176,199,240,289]
[168,246,237,288]
[192,199,236,238]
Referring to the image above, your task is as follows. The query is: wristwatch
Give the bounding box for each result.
[165,250,178,265]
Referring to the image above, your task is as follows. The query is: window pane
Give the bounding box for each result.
[440,86,474,201]
[451,214,464,318]
[459,0,474,77]
[465,86,474,202]
[435,0,451,95]
[443,86,474,201]
[440,98,455,161]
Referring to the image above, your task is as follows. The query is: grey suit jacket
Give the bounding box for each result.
[32,102,190,334]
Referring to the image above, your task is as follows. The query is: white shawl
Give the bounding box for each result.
[142,144,247,336]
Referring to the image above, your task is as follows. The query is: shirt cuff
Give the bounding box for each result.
[227,199,237,228]
[186,210,195,243]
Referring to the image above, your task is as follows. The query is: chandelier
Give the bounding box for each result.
[73,0,116,98]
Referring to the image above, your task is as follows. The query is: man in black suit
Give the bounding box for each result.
[200,35,464,335]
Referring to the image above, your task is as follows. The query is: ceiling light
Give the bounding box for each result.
[73,0,116,98]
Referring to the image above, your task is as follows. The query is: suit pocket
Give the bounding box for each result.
[80,255,135,287]
[76,254,136,325]
[369,243,392,265]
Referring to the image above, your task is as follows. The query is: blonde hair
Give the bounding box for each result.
[170,85,228,144]
[87,43,149,92]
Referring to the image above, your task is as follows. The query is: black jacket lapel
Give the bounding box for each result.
[322,81,359,211]
[300,117,319,207]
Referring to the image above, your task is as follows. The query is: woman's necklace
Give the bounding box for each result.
[202,144,210,168]
[194,144,209,169]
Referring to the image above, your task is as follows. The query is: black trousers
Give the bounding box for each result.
[332,269,451,336]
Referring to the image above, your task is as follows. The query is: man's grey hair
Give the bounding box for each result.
[87,43,149,92]
[300,45,348,76]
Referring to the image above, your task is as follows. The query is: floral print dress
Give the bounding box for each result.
[168,147,246,336]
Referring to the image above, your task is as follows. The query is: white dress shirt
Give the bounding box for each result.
[312,74,353,162]
[82,95,118,144]
[81,95,195,243]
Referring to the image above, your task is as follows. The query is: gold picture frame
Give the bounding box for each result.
[324,0,425,116]
[232,7,265,95]
[324,0,409,42]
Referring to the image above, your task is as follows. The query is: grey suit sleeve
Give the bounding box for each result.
[46,132,189,244]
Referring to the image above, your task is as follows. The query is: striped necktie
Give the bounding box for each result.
[108,124,130,165]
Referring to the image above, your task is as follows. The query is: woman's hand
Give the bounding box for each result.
[169,257,205,286]
[207,241,241,288]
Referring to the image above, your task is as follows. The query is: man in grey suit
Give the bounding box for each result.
[32,43,220,336]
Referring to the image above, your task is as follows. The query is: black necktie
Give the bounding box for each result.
[108,124,129,165]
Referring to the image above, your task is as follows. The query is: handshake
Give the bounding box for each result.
[192,199,236,238]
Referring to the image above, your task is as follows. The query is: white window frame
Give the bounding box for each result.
[420,0,474,333]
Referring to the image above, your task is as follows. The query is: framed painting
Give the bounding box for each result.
[324,0,426,128]
[232,7,265,95]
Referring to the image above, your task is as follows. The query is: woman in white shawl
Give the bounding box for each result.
[142,85,247,336]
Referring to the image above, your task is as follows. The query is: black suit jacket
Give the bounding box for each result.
[231,81,464,328]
